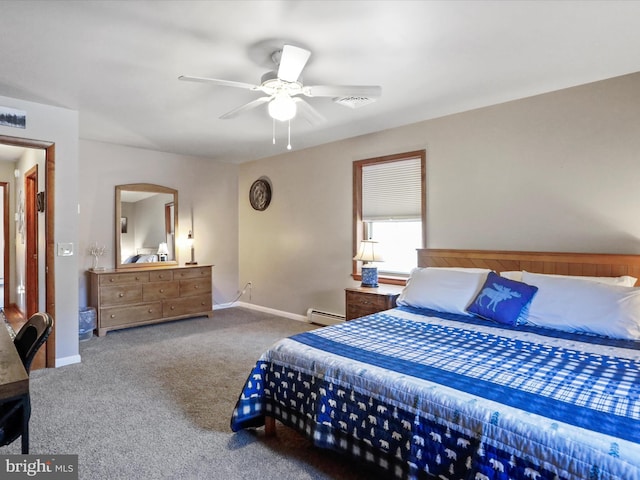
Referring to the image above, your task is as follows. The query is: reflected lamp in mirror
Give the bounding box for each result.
[157,242,169,262]
[186,230,197,265]
[353,240,384,287]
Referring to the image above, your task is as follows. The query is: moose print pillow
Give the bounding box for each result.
[467,271,538,325]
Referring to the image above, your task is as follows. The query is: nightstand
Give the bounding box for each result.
[345,286,403,321]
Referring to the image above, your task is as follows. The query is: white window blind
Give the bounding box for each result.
[362,157,422,221]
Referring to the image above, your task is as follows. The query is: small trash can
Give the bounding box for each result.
[79,307,96,341]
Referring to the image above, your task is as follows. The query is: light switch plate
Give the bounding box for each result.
[57,242,74,256]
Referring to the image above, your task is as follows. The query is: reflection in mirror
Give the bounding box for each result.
[115,184,178,269]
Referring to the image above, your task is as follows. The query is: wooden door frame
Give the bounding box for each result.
[0,182,9,310]
[25,165,38,318]
[0,135,55,368]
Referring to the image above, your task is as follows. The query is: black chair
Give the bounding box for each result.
[0,312,53,453]
[14,312,54,373]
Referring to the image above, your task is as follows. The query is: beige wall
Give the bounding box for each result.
[0,94,79,366]
[78,139,239,308]
[239,72,640,318]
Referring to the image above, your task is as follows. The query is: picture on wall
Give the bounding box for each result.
[0,106,26,129]
[121,217,128,234]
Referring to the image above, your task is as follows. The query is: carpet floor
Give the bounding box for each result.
[0,308,377,480]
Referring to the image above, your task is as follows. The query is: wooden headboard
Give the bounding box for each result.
[417,249,640,286]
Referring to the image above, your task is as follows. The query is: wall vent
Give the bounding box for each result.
[306,308,345,326]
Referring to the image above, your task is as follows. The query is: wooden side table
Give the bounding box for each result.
[345,286,402,321]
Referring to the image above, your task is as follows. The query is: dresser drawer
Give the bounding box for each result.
[100,271,149,286]
[101,302,163,327]
[173,267,211,280]
[347,304,381,320]
[100,284,143,306]
[345,287,401,321]
[346,291,389,309]
[179,278,211,297]
[149,270,174,282]
[163,294,212,317]
[143,281,180,301]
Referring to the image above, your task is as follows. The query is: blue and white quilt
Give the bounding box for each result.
[231,306,640,480]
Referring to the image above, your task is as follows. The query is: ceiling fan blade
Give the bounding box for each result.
[293,98,326,125]
[303,85,382,98]
[219,96,271,119]
[178,75,259,91]
[277,45,311,83]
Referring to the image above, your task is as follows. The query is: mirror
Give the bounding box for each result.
[115,183,178,269]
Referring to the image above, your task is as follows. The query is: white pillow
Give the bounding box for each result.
[500,271,636,286]
[521,271,640,339]
[500,271,523,281]
[397,267,491,315]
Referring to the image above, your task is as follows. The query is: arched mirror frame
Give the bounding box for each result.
[115,183,178,269]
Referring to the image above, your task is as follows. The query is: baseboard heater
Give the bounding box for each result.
[306,308,345,326]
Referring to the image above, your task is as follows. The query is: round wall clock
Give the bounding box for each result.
[249,178,272,211]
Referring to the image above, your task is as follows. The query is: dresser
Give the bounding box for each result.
[89,265,213,336]
[345,285,402,321]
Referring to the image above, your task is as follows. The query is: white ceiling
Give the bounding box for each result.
[1,0,639,164]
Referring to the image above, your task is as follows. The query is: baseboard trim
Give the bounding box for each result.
[233,302,308,323]
[56,354,81,368]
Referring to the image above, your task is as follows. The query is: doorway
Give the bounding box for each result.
[0,135,55,370]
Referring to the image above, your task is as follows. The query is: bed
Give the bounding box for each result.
[122,247,159,264]
[230,249,640,479]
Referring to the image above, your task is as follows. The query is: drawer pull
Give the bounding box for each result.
[119,293,125,297]
[135,277,140,280]
[194,285,199,289]
[170,306,175,310]
[110,314,116,318]
[159,289,164,293]
[148,309,154,313]
[110,278,114,282]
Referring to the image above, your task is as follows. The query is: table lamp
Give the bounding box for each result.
[353,240,384,287]
[186,230,197,265]
[157,242,169,262]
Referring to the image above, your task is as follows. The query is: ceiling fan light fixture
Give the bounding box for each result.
[268,93,297,121]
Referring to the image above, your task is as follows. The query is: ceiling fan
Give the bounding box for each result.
[179,44,382,128]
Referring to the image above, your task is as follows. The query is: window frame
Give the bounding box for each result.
[352,149,426,285]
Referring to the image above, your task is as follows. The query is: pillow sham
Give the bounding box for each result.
[521,271,640,339]
[467,272,538,326]
[500,270,637,287]
[397,267,490,315]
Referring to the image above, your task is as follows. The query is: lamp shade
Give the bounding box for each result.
[157,242,169,255]
[353,240,384,264]
[268,93,297,121]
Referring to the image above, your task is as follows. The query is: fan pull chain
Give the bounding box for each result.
[287,120,292,150]
[272,118,276,145]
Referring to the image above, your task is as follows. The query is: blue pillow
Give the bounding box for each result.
[467,271,538,326]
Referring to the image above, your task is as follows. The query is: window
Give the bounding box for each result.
[353,150,426,284]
